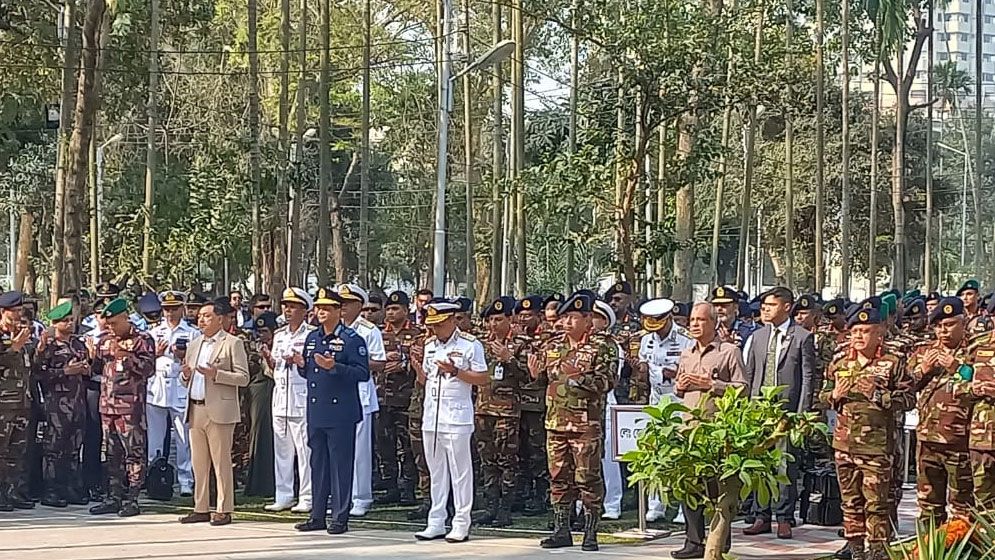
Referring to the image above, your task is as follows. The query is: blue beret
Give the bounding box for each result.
[858,296,882,311]
[903,298,927,320]
[674,302,691,318]
[453,297,473,313]
[483,296,516,317]
[605,281,632,297]
[254,311,279,330]
[136,292,162,315]
[559,292,594,314]
[543,293,565,308]
[930,297,965,324]
[847,307,882,328]
[0,291,23,309]
[515,295,544,313]
[386,291,410,308]
[925,291,942,303]
[793,294,818,314]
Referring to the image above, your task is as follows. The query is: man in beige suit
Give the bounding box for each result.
[178,299,249,526]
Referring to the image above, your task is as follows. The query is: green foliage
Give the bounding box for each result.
[886,517,976,560]
[623,386,827,511]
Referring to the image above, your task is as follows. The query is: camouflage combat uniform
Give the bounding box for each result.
[406,328,431,504]
[609,314,641,404]
[376,321,420,499]
[539,332,616,515]
[474,331,528,524]
[820,350,914,554]
[35,333,89,498]
[966,332,995,508]
[882,331,919,522]
[910,339,976,522]
[94,328,156,505]
[0,329,32,508]
[518,328,551,513]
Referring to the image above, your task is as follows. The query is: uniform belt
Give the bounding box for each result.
[190,399,206,406]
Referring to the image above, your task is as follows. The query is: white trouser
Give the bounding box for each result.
[146,403,193,487]
[423,431,473,533]
[352,412,374,510]
[602,408,623,515]
[273,415,311,506]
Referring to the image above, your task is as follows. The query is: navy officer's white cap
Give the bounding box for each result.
[335,283,368,305]
[639,298,676,318]
[593,300,616,329]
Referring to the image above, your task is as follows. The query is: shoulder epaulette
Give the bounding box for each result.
[424,335,438,345]
[356,317,375,329]
[457,331,477,342]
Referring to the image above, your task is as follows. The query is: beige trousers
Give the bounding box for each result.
[189,403,236,514]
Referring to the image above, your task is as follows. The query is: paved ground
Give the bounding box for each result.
[0,488,919,560]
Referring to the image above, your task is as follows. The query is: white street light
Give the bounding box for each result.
[92,132,125,286]
[432,26,516,296]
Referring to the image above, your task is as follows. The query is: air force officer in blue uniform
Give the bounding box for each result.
[294,287,370,535]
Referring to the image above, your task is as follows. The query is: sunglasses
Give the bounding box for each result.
[362,307,380,313]
[254,304,272,310]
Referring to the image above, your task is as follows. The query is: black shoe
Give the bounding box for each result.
[834,542,854,560]
[41,494,68,508]
[88,488,104,502]
[118,502,141,517]
[327,523,348,535]
[89,501,121,515]
[581,511,599,552]
[398,490,417,507]
[64,488,89,506]
[493,509,512,528]
[540,505,574,549]
[407,502,430,521]
[10,495,35,510]
[671,544,705,559]
[472,509,497,525]
[296,519,327,532]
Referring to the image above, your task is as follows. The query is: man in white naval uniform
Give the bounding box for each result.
[592,300,625,520]
[414,301,489,543]
[638,298,694,522]
[335,283,387,517]
[266,287,316,513]
[147,291,200,496]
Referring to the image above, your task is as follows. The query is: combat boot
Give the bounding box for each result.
[581,510,600,552]
[89,500,121,515]
[64,487,89,506]
[539,505,573,549]
[866,542,887,560]
[833,541,853,560]
[845,538,865,560]
[472,498,498,525]
[493,499,513,528]
[118,501,141,517]
[8,489,34,510]
[41,492,68,508]
[0,490,12,512]
[375,488,401,506]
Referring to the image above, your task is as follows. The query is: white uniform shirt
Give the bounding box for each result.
[190,331,222,401]
[148,319,200,409]
[421,329,487,434]
[638,323,694,404]
[349,317,386,415]
[271,321,316,418]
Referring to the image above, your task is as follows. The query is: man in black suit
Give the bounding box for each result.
[742,287,817,540]
[294,287,371,535]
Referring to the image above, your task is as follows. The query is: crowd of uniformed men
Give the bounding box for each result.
[3,277,995,558]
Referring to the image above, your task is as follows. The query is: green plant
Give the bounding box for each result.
[887,517,976,560]
[623,386,826,560]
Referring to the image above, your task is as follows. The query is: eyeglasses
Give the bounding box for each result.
[362,308,380,313]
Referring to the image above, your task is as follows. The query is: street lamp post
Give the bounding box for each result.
[92,132,124,287]
[432,36,516,296]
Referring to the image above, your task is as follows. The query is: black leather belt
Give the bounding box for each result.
[190,399,206,405]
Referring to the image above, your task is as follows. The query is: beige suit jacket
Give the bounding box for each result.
[181,330,250,424]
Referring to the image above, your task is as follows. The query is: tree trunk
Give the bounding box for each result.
[869,24,881,294]
[710,62,733,287]
[462,0,476,302]
[330,152,360,283]
[892,90,908,290]
[141,0,160,279]
[487,0,503,301]
[50,0,79,305]
[272,0,291,297]
[511,0,526,295]
[783,0,794,291]
[736,11,763,290]
[317,0,331,285]
[63,0,108,295]
[15,212,33,292]
[974,0,984,279]
[288,0,307,286]
[358,0,371,286]
[840,0,851,297]
[924,0,935,291]
[813,0,825,292]
[704,480,742,560]
[620,123,650,287]
[248,0,262,290]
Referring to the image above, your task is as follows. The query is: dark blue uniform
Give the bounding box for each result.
[301,323,370,527]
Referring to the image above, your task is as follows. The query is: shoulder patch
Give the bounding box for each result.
[358,345,367,357]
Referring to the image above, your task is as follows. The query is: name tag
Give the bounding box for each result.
[979,350,995,358]
[329,339,344,352]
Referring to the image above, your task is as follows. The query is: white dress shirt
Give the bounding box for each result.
[271,321,315,418]
[638,323,695,404]
[421,329,487,434]
[149,319,200,408]
[190,331,222,401]
[745,317,791,369]
[350,317,387,415]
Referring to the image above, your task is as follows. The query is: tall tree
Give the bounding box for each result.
[141,0,159,279]
[783,0,794,290]
[813,0,825,292]
[50,0,79,304]
[247,0,262,290]
[317,0,331,284]
[358,0,371,286]
[974,0,983,279]
[735,9,763,290]
[488,0,503,300]
[839,0,851,297]
[271,0,291,296]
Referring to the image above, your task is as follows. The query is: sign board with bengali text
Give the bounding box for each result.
[611,405,652,461]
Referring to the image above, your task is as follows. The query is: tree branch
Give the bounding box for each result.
[336,151,359,200]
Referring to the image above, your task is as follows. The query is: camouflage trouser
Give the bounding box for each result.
[547,428,604,513]
[232,387,251,487]
[971,450,995,510]
[475,415,520,505]
[917,441,974,523]
[518,411,548,503]
[836,451,893,543]
[102,413,146,503]
[43,395,85,493]
[0,408,29,492]
[377,407,415,490]
[408,411,430,498]
[890,422,906,517]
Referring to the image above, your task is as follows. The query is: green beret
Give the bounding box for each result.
[881,293,898,318]
[46,301,73,322]
[101,297,129,318]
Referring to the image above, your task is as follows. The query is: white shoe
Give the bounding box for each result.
[444,528,469,543]
[645,510,664,522]
[602,510,621,520]
[415,526,447,541]
[291,502,312,514]
[673,509,685,524]
[349,506,369,517]
[179,484,193,497]
[265,501,294,512]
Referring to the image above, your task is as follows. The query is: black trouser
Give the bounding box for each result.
[683,502,732,549]
[82,382,103,492]
[751,443,801,523]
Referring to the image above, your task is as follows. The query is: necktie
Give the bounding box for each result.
[764,328,779,387]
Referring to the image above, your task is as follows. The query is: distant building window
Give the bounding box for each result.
[940,52,950,61]
[984,73,994,81]
[986,34,995,42]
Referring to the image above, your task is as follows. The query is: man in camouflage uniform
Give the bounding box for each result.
[89,298,156,517]
[910,297,975,524]
[968,328,995,510]
[0,291,35,511]
[406,315,431,520]
[529,292,615,552]
[605,282,639,405]
[514,295,551,515]
[35,301,90,508]
[820,308,915,560]
[375,291,419,506]
[473,296,528,527]
[710,286,755,348]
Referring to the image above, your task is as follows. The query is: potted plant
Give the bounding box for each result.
[623,386,826,560]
